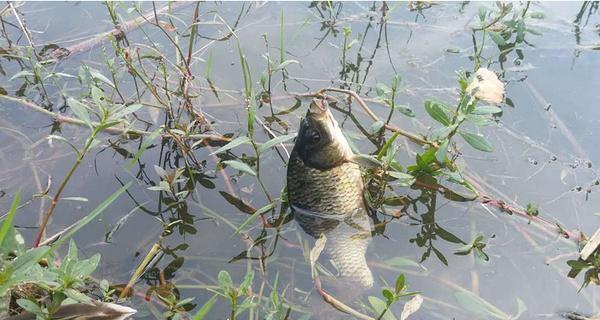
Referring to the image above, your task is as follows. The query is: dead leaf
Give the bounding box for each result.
[467,68,505,104]
[310,235,327,279]
[581,227,600,261]
[400,294,423,320]
[7,301,136,320]
[158,20,176,32]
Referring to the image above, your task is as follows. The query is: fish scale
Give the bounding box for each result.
[288,150,374,288]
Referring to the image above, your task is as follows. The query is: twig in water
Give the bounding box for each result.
[44,2,191,61]
[119,243,162,300]
[0,95,230,142]
[314,277,375,320]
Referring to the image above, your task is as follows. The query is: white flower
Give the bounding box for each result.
[467,68,505,104]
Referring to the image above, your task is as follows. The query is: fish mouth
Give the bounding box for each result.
[308,98,329,117]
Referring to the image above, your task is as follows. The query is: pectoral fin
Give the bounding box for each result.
[347,154,382,169]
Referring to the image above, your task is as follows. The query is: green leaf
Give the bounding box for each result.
[392,74,401,91]
[435,140,449,162]
[87,67,115,88]
[376,83,392,97]
[382,288,395,303]
[460,131,493,152]
[258,133,296,153]
[9,71,34,81]
[368,296,397,320]
[175,297,195,308]
[210,136,250,155]
[192,294,218,320]
[217,270,233,292]
[429,125,455,141]
[17,299,43,315]
[488,31,506,46]
[395,274,405,294]
[49,183,131,253]
[424,101,452,126]
[74,253,101,279]
[111,104,143,120]
[64,288,93,304]
[454,290,508,319]
[471,105,502,115]
[454,244,474,255]
[387,171,416,186]
[0,191,21,247]
[235,296,256,316]
[394,105,415,117]
[275,59,299,70]
[377,132,400,161]
[432,247,448,266]
[384,257,421,269]
[67,98,93,128]
[11,246,51,274]
[129,128,163,167]
[529,12,545,19]
[91,86,107,109]
[219,191,255,214]
[464,114,493,126]
[239,270,255,295]
[222,160,256,176]
[436,226,465,244]
[370,120,385,134]
[231,202,275,237]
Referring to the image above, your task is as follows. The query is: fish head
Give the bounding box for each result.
[293,98,353,169]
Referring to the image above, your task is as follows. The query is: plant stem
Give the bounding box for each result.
[0,95,230,142]
[33,129,98,247]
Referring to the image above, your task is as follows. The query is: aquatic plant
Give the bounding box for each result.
[0,2,597,320]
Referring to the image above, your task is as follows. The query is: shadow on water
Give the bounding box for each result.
[0,1,599,319]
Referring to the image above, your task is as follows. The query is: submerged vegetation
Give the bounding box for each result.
[0,1,599,319]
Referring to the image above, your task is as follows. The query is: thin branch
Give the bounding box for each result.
[45,2,191,61]
[0,95,230,142]
[314,278,375,320]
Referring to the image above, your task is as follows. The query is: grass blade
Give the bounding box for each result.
[258,133,295,154]
[192,294,219,320]
[230,202,275,238]
[0,191,22,246]
[49,182,131,252]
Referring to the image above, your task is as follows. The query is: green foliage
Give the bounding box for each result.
[454,234,491,263]
[525,203,539,217]
[567,234,600,290]
[207,269,257,320]
[366,273,418,320]
[0,184,128,317]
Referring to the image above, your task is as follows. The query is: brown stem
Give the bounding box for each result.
[44,2,191,61]
[33,130,97,247]
[119,243,162,300]
[0,95,230,142]
[314,277,375,320]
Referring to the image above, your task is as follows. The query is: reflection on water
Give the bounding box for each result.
[1,1,600,319]
[293,206,373,288]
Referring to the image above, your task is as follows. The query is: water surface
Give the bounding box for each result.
[1,2,599,319]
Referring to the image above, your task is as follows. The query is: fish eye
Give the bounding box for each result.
[310,130,321,143]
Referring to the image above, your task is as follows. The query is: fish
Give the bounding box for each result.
[287,98,374,288]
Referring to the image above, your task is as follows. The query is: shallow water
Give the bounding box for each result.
[1,2,599,319]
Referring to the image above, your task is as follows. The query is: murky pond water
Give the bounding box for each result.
[1,1,599,319]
